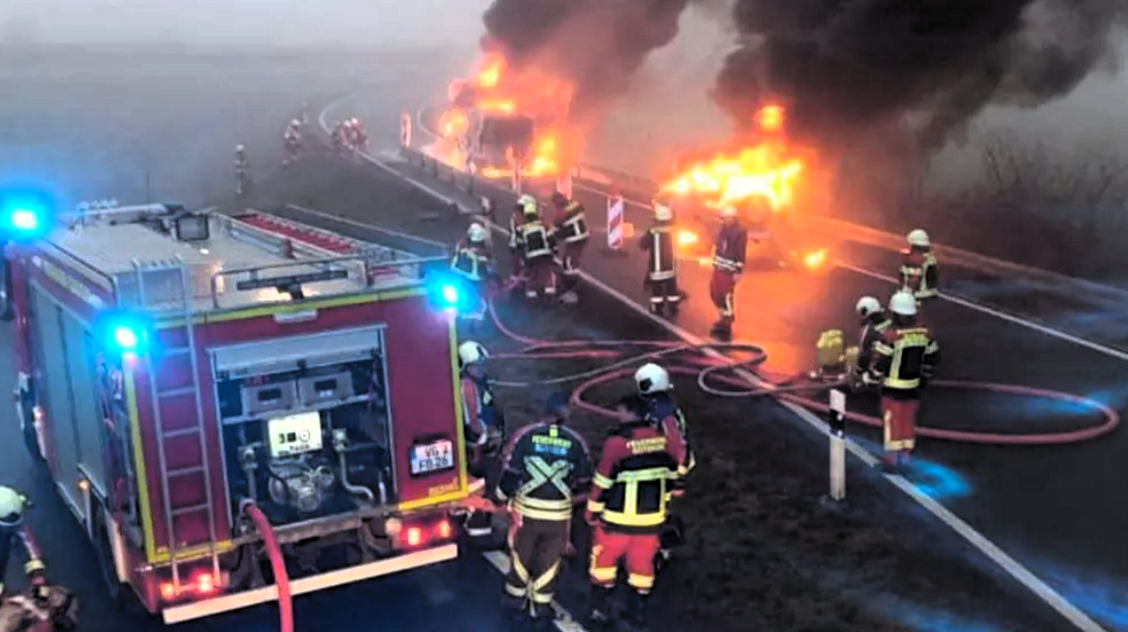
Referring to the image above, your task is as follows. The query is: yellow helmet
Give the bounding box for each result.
[519,195,539,217]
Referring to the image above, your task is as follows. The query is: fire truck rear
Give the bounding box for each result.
[6,202,472,623]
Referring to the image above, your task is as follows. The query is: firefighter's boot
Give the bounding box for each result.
[649,300,664,317]
[710,316,733,339]
[623,591,650,632]
[587,585,614,628]
[881,451,900,473]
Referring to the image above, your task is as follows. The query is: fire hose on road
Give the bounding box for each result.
[240,502,293,632]
[485,302,1120,446]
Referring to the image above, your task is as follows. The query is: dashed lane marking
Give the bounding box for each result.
[318,99,1109,632]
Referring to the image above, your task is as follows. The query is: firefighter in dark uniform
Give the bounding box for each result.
[508,196,534,285]
[550,192,590,305]
[901,229,939,315]
[865,291,940,471]
[709,206,748,338]
[450,223,497,331]
[459,341,504,536]
[632,364,693,568]
[518,198,557,300]
[495,392,591,624]
[639,200,680,316]
[0,487,36,597]
[586,395,686,631]
[854,295,891,376]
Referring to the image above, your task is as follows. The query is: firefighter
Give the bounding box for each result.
[632,364,693,568]
[0,487,43,597]
[518,198,557,300]
[233,145,250,196]
[507,196,533,284]
[865,290,940,471]
[352,118,368,151]
[495,392,591,623]
[586,394,686,631]
[640,200,680,316]
[900,229,939,312]
[854,296,891,376]
[550,192,590,304]
[709,206,748,338]
[451,223,497,330]
[459,341,504,536]
[282,119,302,166]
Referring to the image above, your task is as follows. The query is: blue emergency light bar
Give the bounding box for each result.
[0,190,53,241]
[96,311,153,356]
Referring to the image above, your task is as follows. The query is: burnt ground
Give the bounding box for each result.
[232,152,1069,631]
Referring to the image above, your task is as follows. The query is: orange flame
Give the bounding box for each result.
[432,52,575,179]
[661,105,804,213]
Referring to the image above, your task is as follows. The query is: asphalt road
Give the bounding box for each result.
[370,113,1128,628]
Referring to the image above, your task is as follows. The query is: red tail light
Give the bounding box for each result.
[405,527,423,547]
[159,572,221,602]
[436,520,452,540]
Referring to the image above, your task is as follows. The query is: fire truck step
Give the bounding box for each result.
[158,387,198,398]
[167,465,205,477]
[170,503,211,517]
[164,427,203,439]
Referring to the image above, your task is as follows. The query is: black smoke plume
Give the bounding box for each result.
[481,0,701,119]
[715,0,1128,150]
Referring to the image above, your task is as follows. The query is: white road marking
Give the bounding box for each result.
[319,99,1109,632]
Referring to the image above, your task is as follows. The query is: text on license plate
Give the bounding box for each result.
[410,439,454,475]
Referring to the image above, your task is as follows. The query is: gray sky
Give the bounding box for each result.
[0,0,493,46]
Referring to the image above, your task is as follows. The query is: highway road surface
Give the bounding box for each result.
[337,97,1128,630]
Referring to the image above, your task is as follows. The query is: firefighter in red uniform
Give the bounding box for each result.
[459,341,505,536]
[900,229,939,315]
[450,223,497,332]
[495,392,591,624]
[550,192,590,304]
[586,394,686,631]
[508,196,533,285]
[709,206,748,338]
[517,198,557,300]
[865,291,940,470]
[632,364,693,567]
[640,200,680,316]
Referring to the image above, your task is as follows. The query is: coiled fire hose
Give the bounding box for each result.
[241,502,293,632]
[485,302,1120,445]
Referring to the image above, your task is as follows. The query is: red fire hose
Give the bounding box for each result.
[486,302,1120,446]
[241,501,293,632]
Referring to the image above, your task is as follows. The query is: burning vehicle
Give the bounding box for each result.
[659,104,829,271]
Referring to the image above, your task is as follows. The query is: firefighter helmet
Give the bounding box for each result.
[654,202,673,222]
[290,119,301,127]
[888,291,917,316]
[467,223,488,243]
[855,296,881,318]
[519,195,539,217]
[458,341,489,366]
[907,229,930,248]
[634,363,671,395]
[0,486,26,528]
[235,144,245,153]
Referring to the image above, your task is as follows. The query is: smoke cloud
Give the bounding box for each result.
[714,0,1128,151]
[481,0,701,118]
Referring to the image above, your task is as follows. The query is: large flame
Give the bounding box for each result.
[430,53,574,179]
[660,105,804,212]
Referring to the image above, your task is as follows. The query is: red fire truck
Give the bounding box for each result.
[6,202,473,623]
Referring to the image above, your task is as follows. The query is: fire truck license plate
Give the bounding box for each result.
[410,440,454,475]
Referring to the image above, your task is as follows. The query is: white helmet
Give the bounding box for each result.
[855,296,881,318]
[467,223,489,243]
[888,290,918,316]
[720,206,738,218]
[290,119,301,127]
[907,229,930,248]
[654,202,673,222]
[235,144,245,153]
[0,486,26,528]
[634,363,671,394]
[458,341,488,366]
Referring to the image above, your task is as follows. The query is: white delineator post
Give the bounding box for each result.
[400,111,412,148]
[556,173,573,200]
[606,190,625,251]
[828,388,847,501]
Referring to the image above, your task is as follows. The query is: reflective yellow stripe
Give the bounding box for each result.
[628,573,655,590]
[587,499,605,513]
[593,473,613,489]
[883,377,921,389]
[601,508,666,527]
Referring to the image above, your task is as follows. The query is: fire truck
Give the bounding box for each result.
[6,201,474,623]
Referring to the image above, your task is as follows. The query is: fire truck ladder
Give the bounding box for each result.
[132,257,220,593]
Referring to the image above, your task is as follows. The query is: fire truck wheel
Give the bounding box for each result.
[92,506,142,616]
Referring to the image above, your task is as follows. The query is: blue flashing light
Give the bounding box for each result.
[440,283,460,306]
[426,271,472,313]
[0,190,52,241]
[97,311,152,356]
[112,325,140,351]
